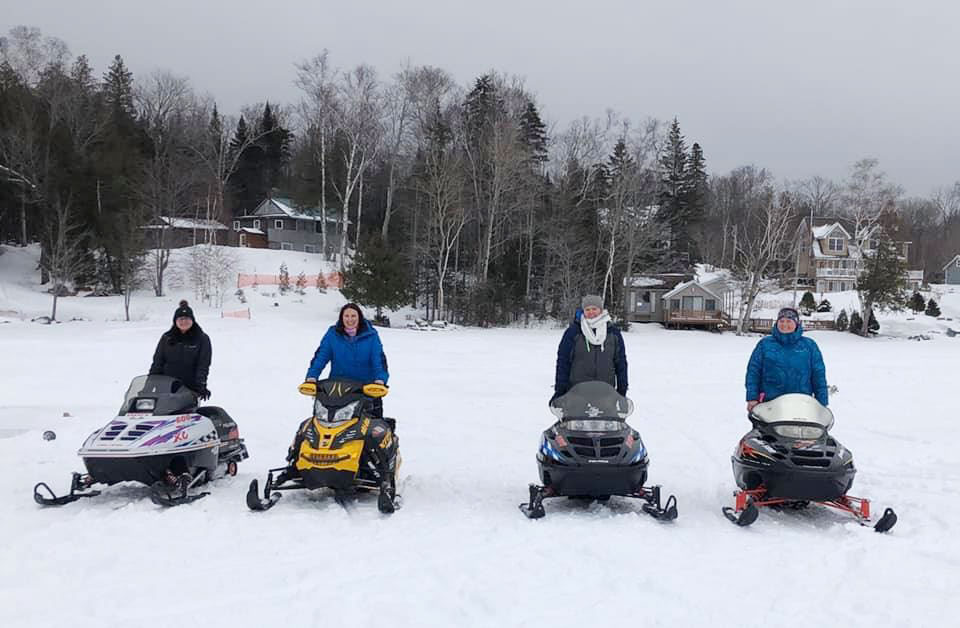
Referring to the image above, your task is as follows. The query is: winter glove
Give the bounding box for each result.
[198,388,211,402]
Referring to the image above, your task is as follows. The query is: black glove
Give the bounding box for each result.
[198,387,211,402]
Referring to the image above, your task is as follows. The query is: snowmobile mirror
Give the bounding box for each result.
[298,382,317,396]
[362,383,389,398]
[550,405,564,420]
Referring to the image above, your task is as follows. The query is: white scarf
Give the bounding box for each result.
[580,310,611,350]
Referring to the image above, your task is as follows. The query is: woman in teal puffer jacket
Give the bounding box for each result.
[745,307,828,411]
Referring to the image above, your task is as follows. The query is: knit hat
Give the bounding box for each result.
[776,307,799,323]
[173,300,195,323]
[581,295,604,310]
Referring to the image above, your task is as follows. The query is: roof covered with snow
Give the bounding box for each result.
[143,216,228,230]
[240,228,265,235]
[251,198,341,223]
[812,222,850,240]
[624,276,666,288]
[943,254,960,271]
[660,280,721,301]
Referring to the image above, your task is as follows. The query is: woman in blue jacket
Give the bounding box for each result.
[745,307,828,411]
[306,303,388,385]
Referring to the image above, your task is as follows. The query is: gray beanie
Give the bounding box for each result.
[581,294,604,310]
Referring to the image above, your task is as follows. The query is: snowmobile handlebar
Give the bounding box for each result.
[298,381,389,398]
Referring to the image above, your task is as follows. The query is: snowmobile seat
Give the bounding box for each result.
[197,406,238,440]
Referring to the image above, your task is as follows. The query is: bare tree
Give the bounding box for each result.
[841,158,901,333]
[40,194,89,320]
[329,64,384,268]
[728,168,794,334]
[295,51,338,259]
[135,71,202,296]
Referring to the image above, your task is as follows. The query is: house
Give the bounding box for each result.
[231,197,342,254]
[943,254,960,284]
[142,216,229,249]
[624,273,733,329]
[661,280,730,329]
[796,217,924,293]
[623,273,692,323]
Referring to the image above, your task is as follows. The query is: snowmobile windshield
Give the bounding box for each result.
[119,375,197,416]
[751,393,834,431]
[551,381,633,420]
[313,398,360,426]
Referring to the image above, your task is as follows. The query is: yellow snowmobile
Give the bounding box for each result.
[246,378,401,513]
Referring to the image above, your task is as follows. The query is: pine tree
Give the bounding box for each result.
[102,55,135,122]
[228,115,266,215]
[518,100,547,165]
[909,292,925,313]
[658,118,689,260]
[278,262,290,294]
[683,142,708,259]
[258,101,292,192]
[835,309,848,331]
[925,298,941,317]
[849,310,863,334]
[856,238,907,334]
[340,236,412,321]
[817,299,832,313]
[799,291,817,315]
[868,310,879,334]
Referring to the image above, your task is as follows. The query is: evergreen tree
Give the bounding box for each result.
[799,291,817,315]
[849,310,863,333]
[683,142,708,259]
[295,271,306,295]
[102,55,135,122]
[817,299,832,313]
[340,236,412,321]
[518,100,547,165]
[228,115,266,215]
[835,309,848,331]
[909,292,926,313]
[925,298,941,317]
[868,310,879,334]
[278,262,290,294]
[658,118,688,258]
[856,238,907,334]
[258,101,292,192]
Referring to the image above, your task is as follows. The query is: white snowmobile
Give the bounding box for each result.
[34,375,248,507]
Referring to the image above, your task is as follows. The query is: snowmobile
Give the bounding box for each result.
[519,381,678,521]
[722,393,897,532]
[246,378,401,514]
[33,375,248,507]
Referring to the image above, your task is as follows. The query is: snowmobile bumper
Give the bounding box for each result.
[540,458,648,498]
[82,447,218,486]
[733,456,855,501]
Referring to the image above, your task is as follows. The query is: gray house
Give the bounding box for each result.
[623,274,692,322]
[232,197,342,254]
[944,254,960,284]
[661,280,730,329]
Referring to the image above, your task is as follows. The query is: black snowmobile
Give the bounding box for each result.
[722,393,897,532]
[246,378,401,514]
[34,375,248,507]
[519,381,677,521]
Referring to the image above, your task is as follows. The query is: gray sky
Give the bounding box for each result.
[4,0,958,195]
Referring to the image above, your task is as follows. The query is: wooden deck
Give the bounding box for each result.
[663,309,730,329]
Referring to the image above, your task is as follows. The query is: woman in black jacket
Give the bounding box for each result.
[149,300,212,400]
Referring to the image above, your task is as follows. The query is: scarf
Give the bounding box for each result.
[580,310,611,350]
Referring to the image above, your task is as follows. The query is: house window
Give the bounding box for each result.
[232,220,240,231]
[239,233,247,247]
[828,281,835,291]
[315,221,324,233]
[304,244,317,254]
[670,299,680,311]
[253,219,261,230]
[280,242,293,251]
[828,238,843,252]
[274,219,284,230]
[705,299,716,311]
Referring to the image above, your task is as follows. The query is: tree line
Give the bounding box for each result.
[2,26,958,327]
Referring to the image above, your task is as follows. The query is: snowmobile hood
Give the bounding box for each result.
[78,413,218,458]
[750,393,834,429]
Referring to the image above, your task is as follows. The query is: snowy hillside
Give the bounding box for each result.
[1,243,959,628]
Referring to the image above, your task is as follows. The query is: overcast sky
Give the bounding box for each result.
[3,0,958,195]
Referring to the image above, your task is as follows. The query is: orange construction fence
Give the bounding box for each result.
[221,308,251,319]
[236,272,342,289]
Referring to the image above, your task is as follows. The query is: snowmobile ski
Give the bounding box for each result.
[723,487,897,532]
[33,473,100,506]
[520,483,678,521]
[246,476,283,512]
[149,471,211,507]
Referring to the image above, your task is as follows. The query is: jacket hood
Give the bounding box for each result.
[771,319,804,345]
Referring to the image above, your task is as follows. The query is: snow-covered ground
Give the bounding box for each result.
[1,244,959,627]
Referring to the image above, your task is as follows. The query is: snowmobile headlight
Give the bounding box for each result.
[330,401,360,423]
[135,399,155,411]
[562,419,621,432]
[773,425,824,440]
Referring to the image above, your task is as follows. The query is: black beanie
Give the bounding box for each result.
[173,300,195,323]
